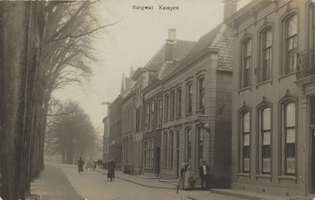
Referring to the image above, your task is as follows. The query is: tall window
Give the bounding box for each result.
[139,105,142,131]
[144,141,146,167]
[197,127,204,168]
[261,29,272,82]
[285,15,298,73]
[151,140,154,167]
[261,108,271,174]
[150,102,154,130]
[284,103,296,175]
[186,129,192,162]
[242,39,252,88]
[171,91,175,119]
[146,104,149,131]
[164,132,168,167]
[177,88,182,117]
[170,131,174,168]
[147,140,150,167]
[242,112,250,172]
[164,94,169,121]
[157,98,162,128]
[187,83,193,113]
[198,77,205,110]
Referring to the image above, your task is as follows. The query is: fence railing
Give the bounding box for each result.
[296,47,315,79]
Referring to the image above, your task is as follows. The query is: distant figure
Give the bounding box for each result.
[93,161,97,170]
[184,164,192,190]
[199,160,210,190]
[107,159,116,181]
[78,157,84,173]
[177,163,186,194]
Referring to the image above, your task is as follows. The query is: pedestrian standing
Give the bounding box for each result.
[199,160,210,190]
[177,163,186,194]
[78,157,84,173]
[184,164,192,190]
[107,159,116,181]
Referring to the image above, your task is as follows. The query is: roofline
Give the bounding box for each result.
[142,79,162,95]
[131,67,146,81]
[161,48,220,83]
[108,95,122,108]
[225,1,271,26]
[122,90,136,104]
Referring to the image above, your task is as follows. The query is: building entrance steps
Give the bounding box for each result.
[211,189,315,200]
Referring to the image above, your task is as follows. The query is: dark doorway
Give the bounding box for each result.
[312,130,315,193]
[176,131,180,178]
[156,147,160,175]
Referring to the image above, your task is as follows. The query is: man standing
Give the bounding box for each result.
[78,157,84,173]
[199,160,210,190]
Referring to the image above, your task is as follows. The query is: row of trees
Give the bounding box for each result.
[45,100,97,165]
[0,1,118,199]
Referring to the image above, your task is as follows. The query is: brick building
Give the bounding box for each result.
[226,0,315,197]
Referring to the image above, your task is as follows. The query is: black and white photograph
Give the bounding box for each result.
[1,0,315,199]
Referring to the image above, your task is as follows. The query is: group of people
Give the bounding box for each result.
[177,160,210,193]
[77,157,116,182]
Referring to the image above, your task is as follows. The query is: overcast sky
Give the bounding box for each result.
[53,0,251,134]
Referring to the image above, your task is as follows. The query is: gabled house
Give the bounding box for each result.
[159,0,236,189]
[141,29,196,176]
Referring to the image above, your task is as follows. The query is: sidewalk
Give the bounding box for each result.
[27,165,85,200]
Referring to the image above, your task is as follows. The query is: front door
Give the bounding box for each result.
[311,130,315,193]
[156,147,160,175]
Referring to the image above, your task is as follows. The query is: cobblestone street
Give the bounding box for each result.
[29,163,245,200]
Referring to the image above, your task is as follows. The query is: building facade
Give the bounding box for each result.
[227,0,315,197]
[102,116,110,165]
[108,95,122,166]
[160,20,234,189]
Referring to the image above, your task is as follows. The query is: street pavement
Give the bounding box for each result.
[29,163,245,200]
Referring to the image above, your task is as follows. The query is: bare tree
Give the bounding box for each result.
[0,1,119,199]
[45,100,97,164]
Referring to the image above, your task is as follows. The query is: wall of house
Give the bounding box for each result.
[231,1,309,196]
[213,70,233,188]
[160,52,219,180]
[143,89,163,175]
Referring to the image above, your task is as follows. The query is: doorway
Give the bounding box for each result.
[156,147,160,175]
[312,130,315,193]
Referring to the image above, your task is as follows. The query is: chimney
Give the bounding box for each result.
[168,29,176,41]
[222,0,239,21]
[166,29,176,62]
[130,66,135,77]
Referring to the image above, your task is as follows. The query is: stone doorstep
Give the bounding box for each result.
[211,189,315,200]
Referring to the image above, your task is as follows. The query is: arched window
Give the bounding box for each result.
[284,102,296,175]
[241,39,252,88]
[284,14,298,74]
[260,28,272,82]
[242,112,250,173]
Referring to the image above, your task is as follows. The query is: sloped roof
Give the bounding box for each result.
[179,23,224,66]
[144,40,196,80]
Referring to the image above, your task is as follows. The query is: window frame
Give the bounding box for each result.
[259,27,273,83]
[238,104,251,174]
[145,104,150,132]
[164,132,168,168]
[150,102,154,131]
[170,91,175,119]
[186,82,193,114]
[240,38,252,88]
[279,95,297,177]
[197,76,205,111]
[177,88,182,117]
[256,101,273,175]
[186,128,192,163]
[164,94,169,121]
[280,12,298,75]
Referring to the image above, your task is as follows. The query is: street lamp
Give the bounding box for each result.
[198,114,210,133]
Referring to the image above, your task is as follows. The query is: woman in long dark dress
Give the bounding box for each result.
[107,159,116,181]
